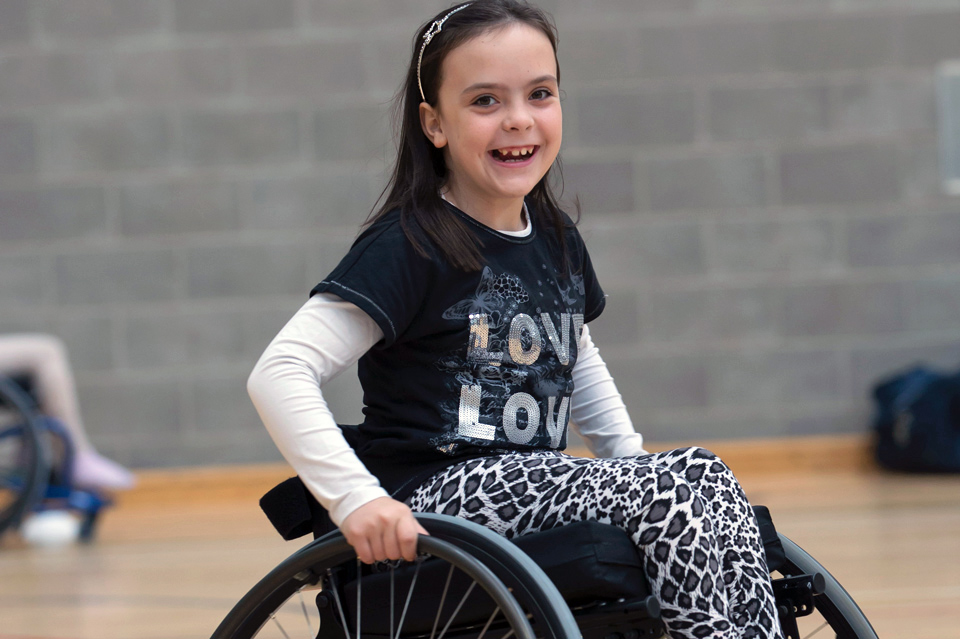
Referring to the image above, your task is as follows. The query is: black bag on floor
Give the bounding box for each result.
[871,365,960,472]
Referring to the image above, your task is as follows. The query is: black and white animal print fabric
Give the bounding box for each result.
[406,447,784,639]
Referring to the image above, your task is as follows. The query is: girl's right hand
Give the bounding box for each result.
[339,496,430,564]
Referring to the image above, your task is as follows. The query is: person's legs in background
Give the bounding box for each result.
[0,333,134,491]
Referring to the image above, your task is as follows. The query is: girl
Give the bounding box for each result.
[248,2,783,638]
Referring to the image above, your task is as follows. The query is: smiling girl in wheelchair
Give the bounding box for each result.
[248,2,783,638]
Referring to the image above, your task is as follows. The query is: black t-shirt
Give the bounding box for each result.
[311,201,606,499]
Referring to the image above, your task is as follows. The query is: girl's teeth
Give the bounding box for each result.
[499,147,533,158]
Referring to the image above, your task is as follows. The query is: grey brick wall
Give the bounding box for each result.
[1,0,959,468]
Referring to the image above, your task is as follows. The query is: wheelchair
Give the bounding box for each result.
[0,374,111,541]
[212,505,879,639]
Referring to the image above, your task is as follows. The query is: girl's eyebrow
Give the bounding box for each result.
[461,74,558,95]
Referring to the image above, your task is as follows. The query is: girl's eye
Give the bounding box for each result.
[531,88,554,100]
[473,95,497,107]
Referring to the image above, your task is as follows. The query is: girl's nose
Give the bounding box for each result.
[502,104,534,131]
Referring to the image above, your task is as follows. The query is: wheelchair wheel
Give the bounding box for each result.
[0,376,48,537]
[213,513,580,639]
[777,533,879,639]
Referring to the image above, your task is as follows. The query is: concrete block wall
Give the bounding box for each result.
[1,0,959,467]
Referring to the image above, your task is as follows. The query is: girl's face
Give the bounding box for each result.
[420,23,562,217]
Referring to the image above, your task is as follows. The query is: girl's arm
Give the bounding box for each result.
[569,324,648,458]
[248,293,428,562]
[246,293,391,526]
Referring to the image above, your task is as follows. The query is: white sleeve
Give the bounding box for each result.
[569,324,648,458]
[247,293,389,527]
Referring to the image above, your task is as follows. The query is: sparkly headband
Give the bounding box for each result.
[417,3,472,103]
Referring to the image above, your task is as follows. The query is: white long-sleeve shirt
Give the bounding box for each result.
[248,292,646,527]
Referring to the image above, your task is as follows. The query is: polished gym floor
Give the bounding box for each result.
[1,441,958,639]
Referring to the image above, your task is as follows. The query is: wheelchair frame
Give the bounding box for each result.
[212,512,879,639]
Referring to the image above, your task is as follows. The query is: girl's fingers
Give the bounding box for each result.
[352,537,373,565]
[397,516,424,562]
[381,520,402,562]
[366,533,387,564]
[346,527,382,564]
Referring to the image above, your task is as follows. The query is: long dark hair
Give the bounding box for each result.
[365,0,577,272]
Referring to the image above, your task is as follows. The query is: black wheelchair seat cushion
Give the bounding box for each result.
[513,521,650,604]
[510,506,784,603]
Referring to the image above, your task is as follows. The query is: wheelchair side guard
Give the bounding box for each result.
[772,572,826,639]
[752,505,786,573]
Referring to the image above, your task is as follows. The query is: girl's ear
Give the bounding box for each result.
[419,102,448,149]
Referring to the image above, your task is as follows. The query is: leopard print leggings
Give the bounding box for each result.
[405,447,783,639]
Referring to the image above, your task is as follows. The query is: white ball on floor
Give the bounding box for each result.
[21,510,81,548]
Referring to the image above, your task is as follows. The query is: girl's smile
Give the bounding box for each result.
[419,23,562,231]
[490,145,539,164]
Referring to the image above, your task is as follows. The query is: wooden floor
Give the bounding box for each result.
[1,437,959,639]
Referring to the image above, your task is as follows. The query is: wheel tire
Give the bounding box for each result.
[213,514,580,639]
[778,533,879,639]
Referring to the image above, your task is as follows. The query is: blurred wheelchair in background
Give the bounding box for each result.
[0,374,111,542]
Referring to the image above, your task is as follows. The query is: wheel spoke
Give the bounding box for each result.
[430,564,456,639]
[269,612,292,639]
[355,559,362,639]
[437,580,478,639]
[393,559,423,639]
[477,606,501,639]
[326,569,351,639]
[803,621,830,638]
[298,590,314,638]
